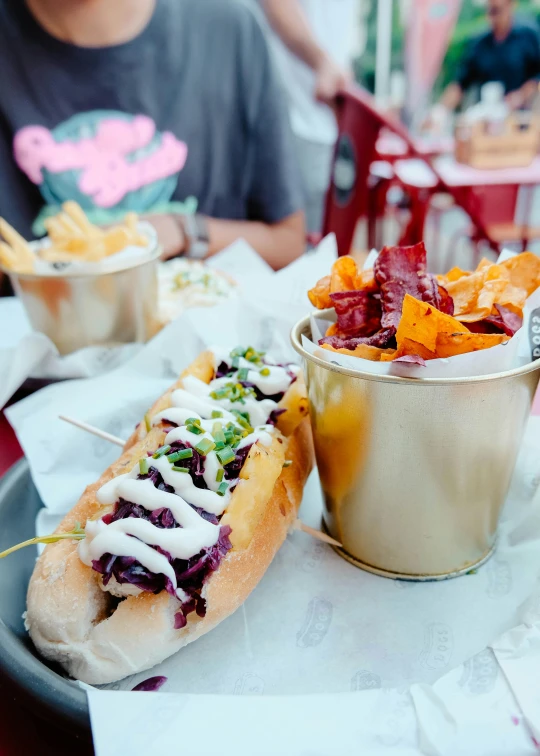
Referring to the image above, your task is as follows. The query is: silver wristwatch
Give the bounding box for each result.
[179,213,210,259]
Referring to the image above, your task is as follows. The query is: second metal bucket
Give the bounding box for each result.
[292,315,540,580]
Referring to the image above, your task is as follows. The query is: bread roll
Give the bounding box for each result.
[26,348,313,684]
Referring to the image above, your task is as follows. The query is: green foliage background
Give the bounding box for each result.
[355,0,540,98]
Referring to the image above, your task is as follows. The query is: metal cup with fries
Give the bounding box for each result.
[0,202,161,355]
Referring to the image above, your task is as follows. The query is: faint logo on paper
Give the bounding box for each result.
[487,560,512,598]
[420,623,453,670]
[529,308,540,361]
[375,689,415,748]
[298,540,326,573]
[161,356,180,380]
[233,672,265,695]
[296,597,333,648]
[351,670,381,691]
[458,649,498,695]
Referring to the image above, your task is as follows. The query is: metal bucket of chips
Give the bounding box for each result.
[292,315,540,580]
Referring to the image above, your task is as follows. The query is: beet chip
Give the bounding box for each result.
[485,304,523,337]
[435,284,454,316]
[393,354,427,366]
[329,290,382,336]
[320,327,396,351]
[374,242,454,330]
[467,304,522,337]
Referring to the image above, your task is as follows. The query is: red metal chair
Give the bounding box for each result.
[323,85,540,263]
[322,85,440,256]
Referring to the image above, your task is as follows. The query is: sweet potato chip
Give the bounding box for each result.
[330,256,358,294]
[396,294,469,354]
[381,336,437,362]
[435,332,507,358]
[500,252,540,295]
[353,268,378,292]
[457,277,509,322]
[438,266,469,284]
[443,271,485,317]
[321,343,395,361]
[308,274,333,309]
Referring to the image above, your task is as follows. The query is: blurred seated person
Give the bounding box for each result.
[431,0,540,126]
[0,0,305,270]
[261,0,355,235]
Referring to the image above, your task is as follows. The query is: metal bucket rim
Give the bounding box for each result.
[291,313,540,386]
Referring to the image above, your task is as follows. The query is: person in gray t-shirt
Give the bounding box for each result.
[0,0,304,269]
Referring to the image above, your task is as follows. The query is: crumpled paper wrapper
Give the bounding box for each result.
[306,249,540,379]
[6,236,540,753]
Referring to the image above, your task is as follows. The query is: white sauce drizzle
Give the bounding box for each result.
[80,347,298,600]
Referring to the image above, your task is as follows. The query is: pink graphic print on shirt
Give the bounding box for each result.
[13,114,188,208]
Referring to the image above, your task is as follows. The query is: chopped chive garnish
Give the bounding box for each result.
[172,466,190,473]
[260,367,270,377]
[244,347,265,364]
[237,367,249,381]
[139,458,150,474]
[231,410,253,432]
[210,388,228,400]
[167,448,193,463]
[214,440,225,450]
[144,413,151,433]
[283,460,293,468]
[216,468,224,482]
[231,355,240,369]
[195,438,215,456]
[212,422,226,444]
[211,410,223,419]
[186,423,203,435]
[152,444,171,459]
[186,417,201,426]
[217,481,229,497]
[216,445,236,465]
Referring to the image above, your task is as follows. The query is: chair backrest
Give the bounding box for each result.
[322,85,418,256]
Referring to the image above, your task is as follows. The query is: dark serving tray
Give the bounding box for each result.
[0,461,90,732]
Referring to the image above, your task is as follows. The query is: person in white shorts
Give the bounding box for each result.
[262,0,357,234]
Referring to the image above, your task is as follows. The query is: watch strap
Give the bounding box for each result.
[180,213,210,259]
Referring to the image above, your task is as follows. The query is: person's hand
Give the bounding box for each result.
[505,81,539,111]
[141,214,186,260]
[314,54,351,108]
[505,90,524,111]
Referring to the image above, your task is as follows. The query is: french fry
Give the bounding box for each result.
[44,217,69,242]
[0,242,17,270]
[56,212,86,240]
[62,201,102,239]
[0,219,35,272]
[48,237,91,255]
[102,227,131,256]
[38,247,81,264]
[124,212,147,246]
